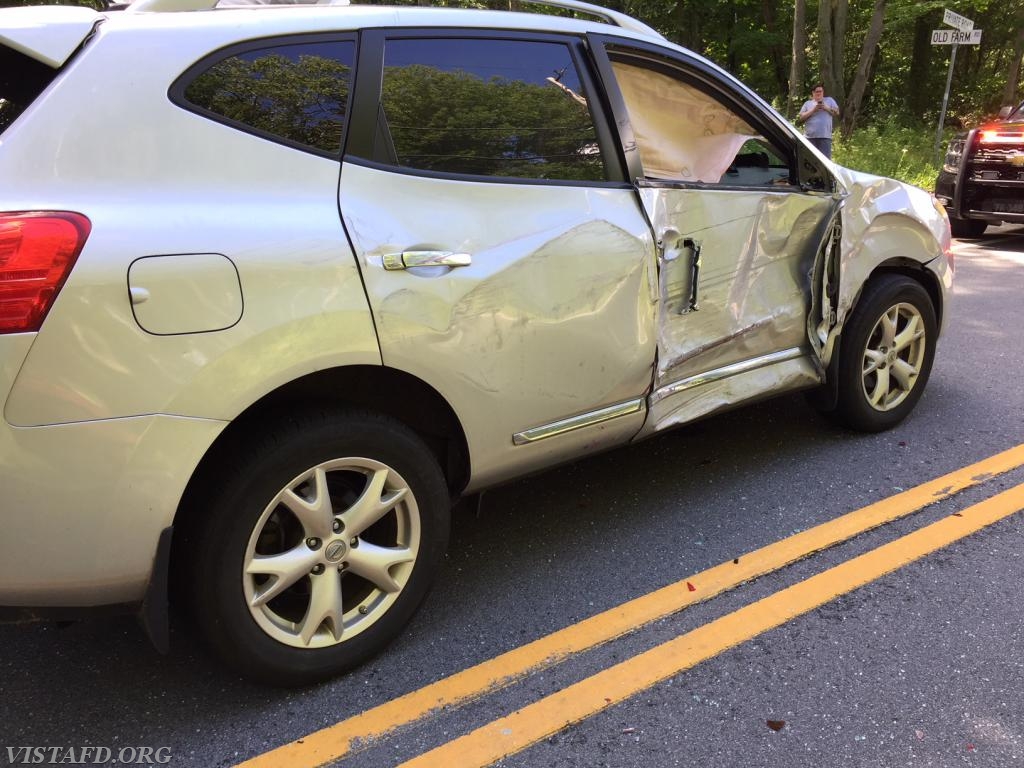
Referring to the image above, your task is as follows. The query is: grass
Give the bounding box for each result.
[832,126,945,190]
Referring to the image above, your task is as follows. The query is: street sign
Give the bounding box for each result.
[934,10,980,159]
[942,8,974,32]
[931,28,982,45]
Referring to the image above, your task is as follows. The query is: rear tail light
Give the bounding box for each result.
[0,211,90,334]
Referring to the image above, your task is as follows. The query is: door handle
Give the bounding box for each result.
[382,250,473,271]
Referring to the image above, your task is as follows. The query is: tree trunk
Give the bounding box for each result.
[841,0,885,137]
[831,0,848,106]
[671,0,703,52]
[817,0,835,95]
[1003,24,1024,106]
[762,0,789,104]
[907,15,933,120]
[788,0,807,117]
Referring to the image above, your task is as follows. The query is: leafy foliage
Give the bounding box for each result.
[0,0,106,7]
[833,125,942,189]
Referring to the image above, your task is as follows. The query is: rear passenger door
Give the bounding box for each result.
[339,31,656,489]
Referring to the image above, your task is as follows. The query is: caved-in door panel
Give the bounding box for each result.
[340,164,655,489]
[591,41,835,431]
[644,186,832,389]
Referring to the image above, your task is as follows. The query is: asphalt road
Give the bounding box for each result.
[2,225,1023,768]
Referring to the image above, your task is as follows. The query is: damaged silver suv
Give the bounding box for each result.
[0,0,951,685]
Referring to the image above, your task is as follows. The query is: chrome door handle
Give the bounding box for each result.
[382,250,473,270]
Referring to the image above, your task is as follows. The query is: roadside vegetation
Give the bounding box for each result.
[833,126,944,189]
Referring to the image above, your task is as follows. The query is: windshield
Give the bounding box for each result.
[1004,101,1024,122]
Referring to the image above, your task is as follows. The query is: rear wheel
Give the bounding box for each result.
[832,275,937,432]
[189,410,450,686]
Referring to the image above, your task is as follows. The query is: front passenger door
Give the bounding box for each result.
[590,39,836,432]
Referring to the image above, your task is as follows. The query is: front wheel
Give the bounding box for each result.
[832,275,937,432]
[189,410,450,686]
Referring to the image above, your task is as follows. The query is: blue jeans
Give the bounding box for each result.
[808,137,832,159]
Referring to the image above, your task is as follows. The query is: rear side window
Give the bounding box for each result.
[181,39,355,156]
[375,38,606,181]
[0,45,59,137]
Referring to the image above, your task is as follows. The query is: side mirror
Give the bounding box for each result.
[998,105,1014,119]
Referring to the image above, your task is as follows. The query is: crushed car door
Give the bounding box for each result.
[339,32,657,489]
[589,37,837,432]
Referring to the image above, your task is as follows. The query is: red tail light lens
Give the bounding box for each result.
[0,212,90,334]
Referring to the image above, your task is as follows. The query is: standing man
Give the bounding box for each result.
[798,83,840,159]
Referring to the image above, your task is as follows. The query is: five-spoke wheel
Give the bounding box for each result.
[188,410,449,686]
[243,458,420,649]
[858,301,928,413]
[833,274,937,432]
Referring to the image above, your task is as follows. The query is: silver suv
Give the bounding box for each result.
[0,0,952,685]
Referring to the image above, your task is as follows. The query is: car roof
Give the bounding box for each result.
[1,0,664,69]
[117,0,665,39]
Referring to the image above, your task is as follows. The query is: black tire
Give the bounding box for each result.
[189,409,450,686]
[949,217,987,238]
[833,275,937,433]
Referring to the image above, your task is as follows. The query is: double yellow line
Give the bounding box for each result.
[241,444,1024,768]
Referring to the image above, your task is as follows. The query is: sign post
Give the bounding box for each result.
[933,9,981,157]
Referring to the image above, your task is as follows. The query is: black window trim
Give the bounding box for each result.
[345,27,629,187]
[587,33,833,193]
[168,32,359,161]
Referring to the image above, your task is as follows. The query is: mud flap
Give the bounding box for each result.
[138,526,173,654]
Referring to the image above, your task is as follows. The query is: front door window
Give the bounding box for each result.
[597,43,832,428]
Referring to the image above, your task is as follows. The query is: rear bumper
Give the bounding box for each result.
[1,335,225,607]
[937,170,1024,223]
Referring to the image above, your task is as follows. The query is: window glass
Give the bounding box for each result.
[378,38,605,180]
[0,45,58,138]
[611,60,790,186]
[184,40,354,154]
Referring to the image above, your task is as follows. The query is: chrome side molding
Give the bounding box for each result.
[513,398,644,446]
[654,348,806,400]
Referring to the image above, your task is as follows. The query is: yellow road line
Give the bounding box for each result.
[239,444,1024,768]
[401,481,1024,768]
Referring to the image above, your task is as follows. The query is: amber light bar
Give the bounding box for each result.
[979,130,1024,144]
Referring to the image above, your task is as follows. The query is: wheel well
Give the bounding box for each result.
[172,365,470,552]
[869,260,944,328]
[810,260,943,414]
